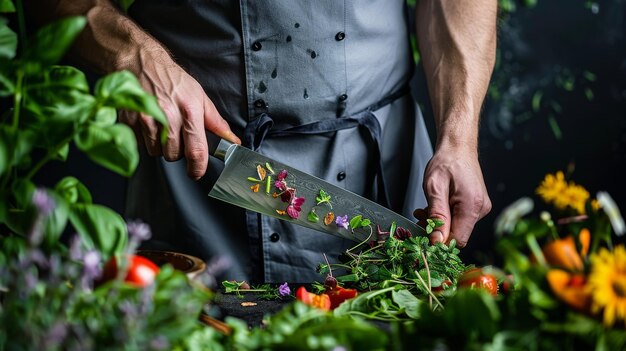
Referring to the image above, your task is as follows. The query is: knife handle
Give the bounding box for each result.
[207,133,234,161]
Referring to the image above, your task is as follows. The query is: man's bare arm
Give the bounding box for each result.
[32,0,241,179]
[415,0,497,246]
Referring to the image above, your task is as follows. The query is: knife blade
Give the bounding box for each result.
[208,139,425,243]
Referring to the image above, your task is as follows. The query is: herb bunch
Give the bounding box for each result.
[320,232,467,302]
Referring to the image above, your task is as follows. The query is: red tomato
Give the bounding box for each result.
[296,286,331,311]
[102,255,160,287]
[458,268,499,296]
[326,286,358,309]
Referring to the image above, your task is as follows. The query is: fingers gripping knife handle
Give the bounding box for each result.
[207,133,235,162]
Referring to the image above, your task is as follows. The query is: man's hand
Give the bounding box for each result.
[415,0,497,247]
[34,0,240,180]
[119,52,240,179]
[416,145,491,247]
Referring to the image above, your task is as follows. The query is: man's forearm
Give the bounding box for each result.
[415,0,497,149]
[31,0,172,74]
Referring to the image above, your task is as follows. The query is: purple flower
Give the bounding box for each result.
[69,235,83,261]
[150,336,170,350]
[393,227,412,241]
[280,188,295,203]
[277,169,288,181]
[286,204,300,219]
[278,282,291,296]
[127,220,152,241]
[32,188,55,216]
[336,215,349,229]
[275,180,287,191]
[82,250,101,286]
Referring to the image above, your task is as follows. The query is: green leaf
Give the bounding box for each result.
[0,67,15,96]
[307,209,319,223]
[531,91,542,112]
[42,65,90,92]
[392,289,422,319]
[93,106,118,127]
[74,124,139,177]
[0,18,17,59]
[360,218,371,227]
[349,215,362,230]
[95,70,167,127]
[54,143,69,161]
[0,125,11,176]
[55,176,93,205]
[69,203,127,257]
[0,0,15,12]
[23,16,87,67]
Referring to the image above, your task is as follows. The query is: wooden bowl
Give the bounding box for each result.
[136,250,206,279]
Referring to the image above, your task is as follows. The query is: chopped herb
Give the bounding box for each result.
[250,184,260,193]
[276,210,286,215]
[349,215,372,230]
[390,222,397,237]
[265,176,272,194]
[308,209,320,223]
[247,177,261,182]
[425,218,445,234]
[316,189,333,209]
[257,165,267,181]
[272,192,279,198]
[324,212,335,226]
[265,162,275,174]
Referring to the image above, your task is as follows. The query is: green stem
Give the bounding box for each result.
[414,269,444,310]
[525,234,547,267]
[16,0,27,54]
[346,225,374,254]
[364,286,396,300]
[346,311,403,322]
[24,136,72,181]
[12,70,24,130]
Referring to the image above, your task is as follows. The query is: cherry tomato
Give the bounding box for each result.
[102,255,160,287]
[296,286,331,311]
[458,268,499,296]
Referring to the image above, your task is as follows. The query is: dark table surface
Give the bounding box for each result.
[213,291,294,326]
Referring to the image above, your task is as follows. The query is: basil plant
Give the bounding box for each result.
[0,0,167,258]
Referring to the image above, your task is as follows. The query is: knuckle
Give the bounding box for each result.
[180,103,201,119]
[185,147,206,163]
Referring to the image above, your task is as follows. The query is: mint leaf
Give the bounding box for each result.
[349,215,362,230]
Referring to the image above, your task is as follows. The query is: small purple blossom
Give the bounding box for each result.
[32,188,55,216]
[150,336,170,350]
[278,282,291,296]
[69,235,83,261]
[335,215,349,229]
[44,322,68,349]
[82,250,101,287]
[277,169,288,181]
[286,204,300,219]
[127,220,152,241]
[393,227,412,241]
[275,180,287,191]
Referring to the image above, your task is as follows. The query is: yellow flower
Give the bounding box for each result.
[536,172,589,214]
[587,245,626,329]
[556,183,590,215]
[536,171,568,205]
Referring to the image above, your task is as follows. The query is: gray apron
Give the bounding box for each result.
[126,0,433,283]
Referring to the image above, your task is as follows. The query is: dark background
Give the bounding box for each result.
[36,0,626,264]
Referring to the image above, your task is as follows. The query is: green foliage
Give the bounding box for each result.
[212,302,389,351]
[0,235,211,350]
[0,4,166,255]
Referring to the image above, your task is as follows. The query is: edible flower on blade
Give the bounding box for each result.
[296,286,331,311]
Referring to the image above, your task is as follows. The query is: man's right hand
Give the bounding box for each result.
[33,0,240,180]
[119,51,240,180]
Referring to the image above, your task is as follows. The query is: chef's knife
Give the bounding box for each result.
[208,139,425,243]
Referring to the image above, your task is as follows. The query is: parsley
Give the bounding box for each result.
[315,189,333,209]
[425,218,445,234]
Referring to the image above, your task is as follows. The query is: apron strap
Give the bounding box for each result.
[243,86,410,208]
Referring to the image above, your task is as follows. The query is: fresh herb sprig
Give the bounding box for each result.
[221,281,293,300]
[320,232,466,304]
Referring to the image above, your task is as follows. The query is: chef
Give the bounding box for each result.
[35,0,496,283]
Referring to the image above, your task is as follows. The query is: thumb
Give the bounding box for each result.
[203,98,241,145]
[424,180,451,245]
